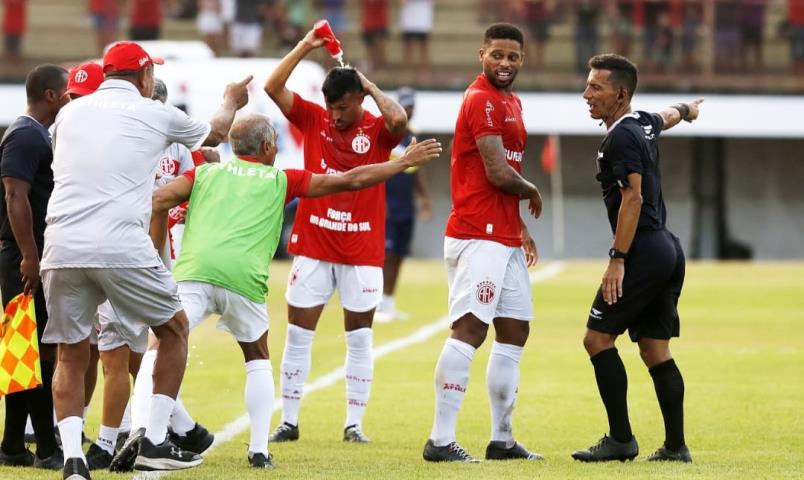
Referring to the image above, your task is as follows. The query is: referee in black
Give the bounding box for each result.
[572,54,702,463]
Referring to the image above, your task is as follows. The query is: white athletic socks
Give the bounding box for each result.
[344,328,373,428]
[279,324,315,426]
[119,402,132,432]
[430,338,475,446]
[130,349,157,431]
[169,396,196,436]
[487,341,523,446]
[245,360,274,456]
[96,424,119,455]
[379,294,394,313]
[58,416,86,463]
[145,394,175,445]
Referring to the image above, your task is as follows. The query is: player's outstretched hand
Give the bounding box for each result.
[528,191,542,219]
[685,98,704,122]
[224,75,253,110]
[401,137,442,167]
[301,29,328,49]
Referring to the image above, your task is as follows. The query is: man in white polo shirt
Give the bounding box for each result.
[40,41,250,478]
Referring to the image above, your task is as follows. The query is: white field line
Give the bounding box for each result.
[135,261,566,479]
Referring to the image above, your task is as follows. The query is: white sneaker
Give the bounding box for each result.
[374,310,394,323]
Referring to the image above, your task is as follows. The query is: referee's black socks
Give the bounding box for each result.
[590,348,633,443]
[649,358,686,451]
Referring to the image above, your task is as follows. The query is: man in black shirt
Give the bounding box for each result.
[0,64,69,469]
[572,54,702,463]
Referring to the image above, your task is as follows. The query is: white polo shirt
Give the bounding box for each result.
[42,79,211,269]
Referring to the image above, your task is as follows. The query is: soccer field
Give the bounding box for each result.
[1,260,802,479]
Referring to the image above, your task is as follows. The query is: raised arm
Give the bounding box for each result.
[3,177,39,294]
[203,75,253,146]
[304,138,442,198]
[264,29,326,115]
[356,71,408,135]
[150,176,193,252]
[658,98,704,131]
[477,135,542,218]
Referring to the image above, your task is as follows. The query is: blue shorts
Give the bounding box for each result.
[385,218,414,257]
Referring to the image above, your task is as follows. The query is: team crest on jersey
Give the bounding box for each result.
[475,280,496,305]
[352,132,371,154]
[159,157,176,175]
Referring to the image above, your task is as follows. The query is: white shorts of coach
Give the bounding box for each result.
[178,281,269,343]
[444,237,533,325]
[285,255,383,313]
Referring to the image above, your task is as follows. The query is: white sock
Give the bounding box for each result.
[145,394,175,445]
[487,341,523,445]
[130,350,156,431]
[58,416,86,463]
[245,359,274,456]
[344,328,373,428]
[83,406,89,424]
[95,424,119,455]
[169,395,196,436]
[25,415,33,435]
[53,409,57,426]
[119,402,132,432]
[379,294,394,312]
[430,338,475,446]
[279,324,315,426]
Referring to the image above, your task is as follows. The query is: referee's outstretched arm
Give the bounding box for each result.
[658,98,704,131]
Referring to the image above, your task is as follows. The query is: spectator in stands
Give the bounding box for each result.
[89,0,120,55]
[361,0,389,72]
[653,10,674,73]
[2,0,26,63]
[283,0,309,47]
[714,0,741,73]
[523,0,550,71]
[231,0,268,57]
[643,0,670,74]
[791,0,804,75]
[316,0,346,33]
[197,0,225,55]
[573,0,600,75]
[610,0,633,58]
[130,0,162,40]
[739,0,766,72]
[400,0,434,81]
[680,1,702,73]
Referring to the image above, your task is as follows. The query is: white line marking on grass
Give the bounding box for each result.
[136,261,565,479]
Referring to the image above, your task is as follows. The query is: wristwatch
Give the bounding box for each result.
[608,248,627,260]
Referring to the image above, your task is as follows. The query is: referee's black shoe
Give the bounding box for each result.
[485,441,544,460]
[169,423,214,455]
[422,439,480,463]
[63,457,91,480]
[571,434,639,462]
[647,444,692,463]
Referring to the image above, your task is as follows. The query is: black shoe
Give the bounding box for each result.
[169,423,214,455]
[0,447,34,466]
[133,437,202,471]
[485,441,544,460]
[571,434,639,462]
[115,431,130,452]
[343,425,370,443]
[248,451,275,469]
[422,439,480,463]
[34,448,64,469]
[86,443,113,470]
[647,444,692,463]
[63,457,91,480]
[269,422,299,443]
[109,427,144,472]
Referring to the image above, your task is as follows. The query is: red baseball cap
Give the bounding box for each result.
[66,62,104,97]
[102,41,164,74]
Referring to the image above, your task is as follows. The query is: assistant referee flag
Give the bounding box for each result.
[0,293,42,396]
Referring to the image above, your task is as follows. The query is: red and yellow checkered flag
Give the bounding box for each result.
[0,293,41,397]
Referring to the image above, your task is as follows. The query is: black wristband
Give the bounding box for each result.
[671,103,690,121]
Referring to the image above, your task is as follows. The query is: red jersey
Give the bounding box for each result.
[285,93,403,266]
[446,74,527,247]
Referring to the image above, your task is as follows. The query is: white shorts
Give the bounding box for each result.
[230,22,262,54]
[285,255,383,313]
[178,281,268,343]
[444,237,533,325]
[96,301,149,354]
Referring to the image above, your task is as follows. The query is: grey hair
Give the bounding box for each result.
[230,114,277,156]
[151,78,168,103]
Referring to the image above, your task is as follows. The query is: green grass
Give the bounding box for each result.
[2,261,803,479]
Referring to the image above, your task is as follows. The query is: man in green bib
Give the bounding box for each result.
[141,113,441,469]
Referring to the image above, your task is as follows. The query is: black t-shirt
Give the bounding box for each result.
[595,111,667,233]
[0,116,54,254]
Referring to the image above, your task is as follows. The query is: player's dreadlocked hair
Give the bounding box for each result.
[322,67,362,103]
[589,54,639,101]
[484,23,524,47]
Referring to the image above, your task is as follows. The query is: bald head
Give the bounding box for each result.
[230,114,276,157]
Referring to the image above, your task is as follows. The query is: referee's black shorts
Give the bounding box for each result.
[587,228,685,342]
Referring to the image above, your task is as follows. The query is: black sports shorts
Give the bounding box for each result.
[587,228,685,342]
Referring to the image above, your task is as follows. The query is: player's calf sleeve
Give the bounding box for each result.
[169,395,195,436]
[649,358,685,450]
[486,341,523,445]
[344,328,373,428]
[430,338,475,446]
[245,359,274,455]
[130,349,156,431]
[279,324,315,426]
[590,348,633,442]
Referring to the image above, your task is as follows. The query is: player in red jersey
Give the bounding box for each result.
[422,23,544,463]
[264,27,408,443]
